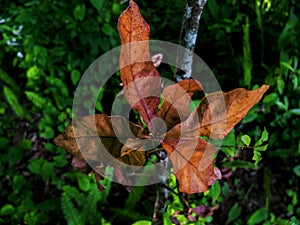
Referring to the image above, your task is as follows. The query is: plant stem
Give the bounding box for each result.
[174,0,208,81]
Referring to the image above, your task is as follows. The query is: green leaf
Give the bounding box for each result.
[254,144,268,152]
[78,174,91,192]
[53,154,68,168]
[222,160,256,170]
[25,91,46,108]
[277,77,285,95]
[226,203,241,224]
[276,101,287,111]
[71,70,81,85]
[20,139,32,150]
[241,135,251,146]
[263,93,279,106]
[90,0,104,11]
[253,151,262,166]
[41,126,55,139]
[74,4,86,21]
[0,204,15,216]
[247,207,268,224]
[210,180,221,201]
[289,108,300,115]
[42,161,54,181]
[0,68,19,91]
[28,160,42,174]
[255,128,268,147]
[3,86,25,119]
[242,16,252,88]
[293,165,300,177]
[131,221,152,225]
[220,129,236,157]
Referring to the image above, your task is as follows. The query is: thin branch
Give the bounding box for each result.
[175,0,208,81]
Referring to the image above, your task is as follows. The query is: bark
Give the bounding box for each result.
[175,0,208,81]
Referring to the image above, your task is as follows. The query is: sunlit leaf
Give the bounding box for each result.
[241,135,251,146]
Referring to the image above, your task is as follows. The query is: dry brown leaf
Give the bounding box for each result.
[162,85,269,193]
[54,114,147,166]
[158,79,202,131]
[172,85,270,139]
[162,137,221,194]
[118,0,161,132]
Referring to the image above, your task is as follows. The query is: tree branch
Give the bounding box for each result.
[175,0,208,81]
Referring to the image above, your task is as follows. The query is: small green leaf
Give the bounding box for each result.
[25,91,46,108]
[42,161,54,181]
[3,86,25,119]
[254,144,268,152]
[210,180,221,201]
[20,139,32,150]
[78,175,91,192]
[28,160,42,174]
[276,101,287,111]
[0,69,19,91]
[255,128,268,147]
[71,70,81,85]
[74,4,86,21]
[131,221,152,225]
[293,165,300,177]
[241,135,251,146]
[276,77,285,95]
[253,151,262,166]
[247,207,268,224]
[289,108,300,115]
[41,126,55,139]
[0,204,15,216]
[226,203,241,224]
[90,0,104,11]
[53,154,68,168]
[263,93,279,106]
[222,160,256,170]
[220,129,236,157]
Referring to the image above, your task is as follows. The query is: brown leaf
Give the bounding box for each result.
[176,85,269,139]
[162,85,268,193]
[53,114,147,166]
[162,137,221,194]
[158,79,202,131]
[118,0,161,132]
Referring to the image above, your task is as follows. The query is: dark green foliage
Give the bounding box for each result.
[0,0,299,224]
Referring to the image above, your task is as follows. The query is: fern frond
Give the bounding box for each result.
[61,193,83,225]
[63,185,85,207]
[82,183,101,223]
[124,186,145,210]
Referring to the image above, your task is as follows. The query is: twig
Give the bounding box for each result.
[175,0,208,81]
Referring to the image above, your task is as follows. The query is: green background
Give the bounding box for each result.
[0,0,299,224]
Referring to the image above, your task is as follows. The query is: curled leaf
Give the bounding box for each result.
[179,85,269,139]
[158,79,202,131]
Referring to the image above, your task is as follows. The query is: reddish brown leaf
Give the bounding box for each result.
[118,0,161,132]
[162,137,221,194]
[53,114,147,166]
[172,85,270,139]
[162,85,268,193]
[158,79,202,131]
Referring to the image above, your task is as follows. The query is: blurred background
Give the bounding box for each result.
[0,0,299,224]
